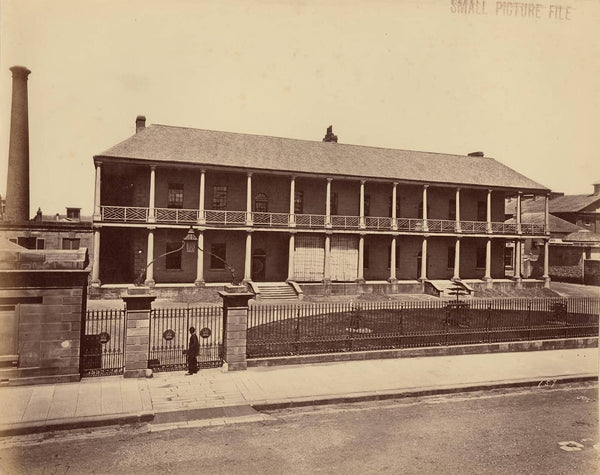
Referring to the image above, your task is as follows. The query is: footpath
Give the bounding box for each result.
[0,348,597,437]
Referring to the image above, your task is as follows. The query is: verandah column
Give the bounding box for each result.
[455,187,461,233]
[391,182,398,230]
[544,193,550,235]
[246,172,253,225]
[452,237,461,281]
[359,180,366,229]
[542,240,550,288]
[484,238,492,288]
[145,228,155,287]
[194,230,205,286]
[287,232,295,281]
[420,236,428,281]
[243,231,252,283]
[325,178,332,227]
[148,166,156,223]
[486,189,492,233]
[323,233,331,284]
[91,228,101,287]
[198,169,206,224]
[513,238,522,286]
[93,161,102,220]
[422,185,429,231]
[289,176,296,226]
[388,236,397,283]
[357,234,365,283]
[516,191,522,234]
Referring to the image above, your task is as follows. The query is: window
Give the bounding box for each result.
[477,201,486,221]
[364,194,371,216]
[62,238,81,250]
[294,191,304,214]
[17,237,37,249]
[36,239,45,250]
[66,208,81,220]
[212,186,227,210]
[168,184,184,209]
[447,246,455,269]
[165,242,182,270]
[255,193,268,212]
[449,199,456,220]
[476,247,486,269]
[210,243,226,269]
[504,247,514,269]
[363,244,370,269]
[331,192,338,215]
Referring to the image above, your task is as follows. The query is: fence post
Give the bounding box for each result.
[399,304,404,349]
[219,284,253,371]
[122,287,156,378]
[445,304,449,346]
[527,302,532,341]
[486,304,492,344]
[295,305,300,355]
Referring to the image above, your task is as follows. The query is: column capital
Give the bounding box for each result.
[95,160,103,167]
[488,188,493,194]
[291,175,297,180]
[150,165,156,171]
[423,184,429,189]
[247,171,253,177]
[517,191,523,196]
[200,168,206,174]
[456,186,461,192]
[326,177,333,183]
[392,181,399,186]
[360,179,366,185]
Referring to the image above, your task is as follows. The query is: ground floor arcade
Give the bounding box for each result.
[91,227,543,286]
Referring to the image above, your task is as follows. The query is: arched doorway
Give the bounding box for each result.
[252,248,267,281]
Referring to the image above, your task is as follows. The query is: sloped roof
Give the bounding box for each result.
[505,212,583,234]
[564,230,600,242]
[508,194,600,215]
[95,124,549,192]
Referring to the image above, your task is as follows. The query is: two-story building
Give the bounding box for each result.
[90,117,551,296]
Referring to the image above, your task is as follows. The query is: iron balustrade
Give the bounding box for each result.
[331,215,361,228]
[246,297,599,358]
[155,207,199,223]
[365,216,393,230]
[295,213,327,228]
[251,211,290,227]
[98,205,546,235]
[101,206,148,222]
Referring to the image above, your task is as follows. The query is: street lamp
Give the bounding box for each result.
[134,227,239,286]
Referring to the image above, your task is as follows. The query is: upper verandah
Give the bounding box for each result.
[93,118,549,194]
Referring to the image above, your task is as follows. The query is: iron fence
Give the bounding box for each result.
[148,306,223,372]
[246,297,599,358]
[81,308,126,376]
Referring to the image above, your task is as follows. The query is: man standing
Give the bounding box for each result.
[186,327,199,375]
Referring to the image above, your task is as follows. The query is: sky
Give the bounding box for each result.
[1,0,599,217]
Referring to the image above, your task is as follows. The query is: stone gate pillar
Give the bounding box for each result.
[219,284,253,371]
[122,287,156,378]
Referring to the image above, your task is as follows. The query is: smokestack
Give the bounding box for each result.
[5,66,31,222]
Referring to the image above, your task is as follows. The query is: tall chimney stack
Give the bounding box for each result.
[5,66,31,222]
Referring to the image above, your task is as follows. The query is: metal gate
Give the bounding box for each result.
[81,309,126,376]
[148,306,223,372]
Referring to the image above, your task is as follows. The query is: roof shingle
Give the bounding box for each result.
[96,124,549,192]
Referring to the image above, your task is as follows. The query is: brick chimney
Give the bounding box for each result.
[136,115,146,133]
[5,66,31,223]
[468,151,484,157]
[322,125,338,143]
[593,180,600,196]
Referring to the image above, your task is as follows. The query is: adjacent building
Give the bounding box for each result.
[90,116,551,295]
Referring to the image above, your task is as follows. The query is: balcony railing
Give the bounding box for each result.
[101,206,148,222]
[155,207,199,223]
[99,206,546,235]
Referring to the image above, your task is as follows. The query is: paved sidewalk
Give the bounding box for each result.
[0,348,597,436]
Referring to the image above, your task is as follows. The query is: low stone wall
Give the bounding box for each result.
[300,282,424,296]
[248,337,598,367]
